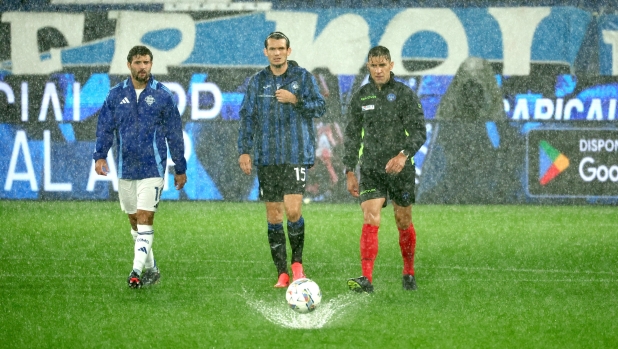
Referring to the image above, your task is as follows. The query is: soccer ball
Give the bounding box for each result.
[286,278,322,313]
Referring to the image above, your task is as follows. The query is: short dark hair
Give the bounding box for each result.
[264,31,290,49]
[127,45,153,63]
[367,46,391,61]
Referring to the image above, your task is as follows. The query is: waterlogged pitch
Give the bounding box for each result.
[1,201,617,348]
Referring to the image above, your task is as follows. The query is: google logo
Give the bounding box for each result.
[579,157,618,182]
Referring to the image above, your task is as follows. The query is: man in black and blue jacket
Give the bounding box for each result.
[238,32,326,288]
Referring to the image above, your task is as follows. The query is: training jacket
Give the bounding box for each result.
[238,61,326,166]
[343,72,426,171]
[93,75,187,180]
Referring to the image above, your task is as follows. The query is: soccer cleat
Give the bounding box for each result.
[127,271,142,289]
[274,273,290,288]
[291,262,306,281]
[402,274,417,291]
[347,276,374,293]
[141,268,161,286]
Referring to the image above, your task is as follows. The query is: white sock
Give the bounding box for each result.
[145,249,156,271]
[133,224,154,274]
[131,229,157,271]
[132,228,155,270]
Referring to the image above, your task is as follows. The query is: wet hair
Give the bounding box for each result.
[127,45,153,63]
[367,46,391,61]
[264,31,290,49]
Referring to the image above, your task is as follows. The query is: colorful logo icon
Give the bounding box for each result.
[539,140,569,185]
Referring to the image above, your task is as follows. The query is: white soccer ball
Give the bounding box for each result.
[286,278,322,313]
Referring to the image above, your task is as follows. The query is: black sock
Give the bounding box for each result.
[267,223,287,275]
[287,216,305,264]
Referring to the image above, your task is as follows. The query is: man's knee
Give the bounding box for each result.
[283,195,303,222]
[394,205,412,228]
[286,209,302,223]
[136,210,155,225]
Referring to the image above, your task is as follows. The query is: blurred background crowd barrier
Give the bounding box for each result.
[0,0,617,204]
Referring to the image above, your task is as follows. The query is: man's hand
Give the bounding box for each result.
[239,154,252,175]
[95,159,109,176]
[385,152,408,174]
[275,89,298,105]
[346,172,359,198]
[174,173,187,190]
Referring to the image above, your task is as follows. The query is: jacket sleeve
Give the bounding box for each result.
[93,96,115,161]
[342,93,363,170]
[295,72,325,119]
[238,75,257,155]
[401,89,427,159]
[164,93,187,175]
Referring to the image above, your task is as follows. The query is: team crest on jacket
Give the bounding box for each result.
[291,81,299,90]
[145,95,155,106]
[387,93,396,102]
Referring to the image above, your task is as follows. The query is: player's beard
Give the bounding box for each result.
[133,70,149,84]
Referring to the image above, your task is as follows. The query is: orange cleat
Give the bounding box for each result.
[274,273,289,288]
[291,262,306,281]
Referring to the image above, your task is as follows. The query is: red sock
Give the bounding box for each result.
[398,223,416,276]
[360,224,379,283]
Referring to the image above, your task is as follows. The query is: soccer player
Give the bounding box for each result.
[238,31,326,288]
[93,45,187,288]
[343,46,426,292]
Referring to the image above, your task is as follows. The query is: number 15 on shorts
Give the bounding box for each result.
[294,167,306,182]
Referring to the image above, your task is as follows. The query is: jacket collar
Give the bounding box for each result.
[124,75,155,90]
[265,59,299,79]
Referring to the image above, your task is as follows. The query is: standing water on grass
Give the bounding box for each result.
[246,291,370,329]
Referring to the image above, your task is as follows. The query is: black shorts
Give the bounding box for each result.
[257,165,308,202]
[359,165,416,207]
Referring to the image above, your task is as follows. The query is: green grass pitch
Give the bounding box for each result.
[1,201,617,348]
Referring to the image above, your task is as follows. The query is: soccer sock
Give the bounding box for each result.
[287,216,305,264]
[130,229,138,241]
[145,249,156,271]
[398,223,417,276]
[130,228,156,271]
[132,224,154,275]
[131,229,157,270]
[267,223,288,275]
[360,224,379,283]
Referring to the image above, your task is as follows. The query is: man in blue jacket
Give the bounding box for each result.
[238,32,326,288]
[93,45,187,288]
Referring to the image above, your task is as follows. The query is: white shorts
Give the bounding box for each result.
[118,177,165,214]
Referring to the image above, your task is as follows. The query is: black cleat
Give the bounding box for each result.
[127,271,142,289]
[347,276,374,293]
[141,268,161,286]
[403,274,417,290]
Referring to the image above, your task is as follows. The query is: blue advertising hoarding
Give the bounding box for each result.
[0,6,617,203]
